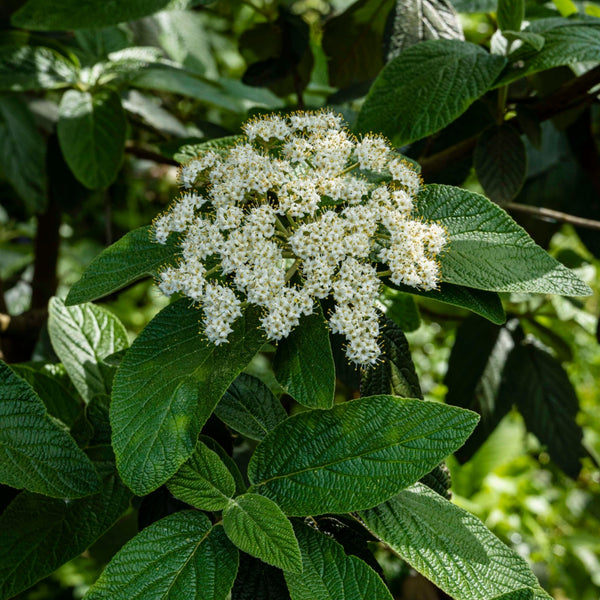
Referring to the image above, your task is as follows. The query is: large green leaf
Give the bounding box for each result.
[232,553,290,600]
[215,373,287,442]
[48,297,129,402]
[359,483,541,599]
[0,474,130,600]
[356,39,505,145]
[0,361,100,499]
[419,184,592,295]
[273,307,335,409]
[0,95,46,212]
[497,0,524,32]
[248,395,478,516]
[223,494,302,574]
[85,511,238,600]
[111,299,265,495]
[57,88,126,190]
[500,341,585,478]
[285,522,393,600]
[11,0,191,30]
[0,45,78,91]
[167,439,236,510]
[65,225,179,305]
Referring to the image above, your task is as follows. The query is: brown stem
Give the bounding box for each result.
[125,143,178,166]
[504,203,600,231]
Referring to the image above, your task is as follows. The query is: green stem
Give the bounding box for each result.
[275,217,290,237]
[337,162,360,177]
[285,259,300,282]
[205,263,222,278]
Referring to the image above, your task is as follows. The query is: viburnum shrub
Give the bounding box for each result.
[0,112,591,600]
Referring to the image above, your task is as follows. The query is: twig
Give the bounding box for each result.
[125,144,178,166]
[505,203,600,231]
[0,309,48,338]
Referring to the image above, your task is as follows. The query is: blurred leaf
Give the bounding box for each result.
[48,297,129,402]
[500,341,585,477]
[497,0,524,32]
[173,135,242,163]
[231,553,290,600]
[419,184,592,296]
[223,494,302,573]
[66,225,180,305]
[0,474,130,600]
[215,373,287,442]
[451,0,497,11]
[322,0,395,88]
[167,439,236,510]
[57,88,126,190]
[385,0,464,61]
[248,395,478,515]
[111,300,265,495]
[356,40,506,145]
[380,288,420,332]
[273,306,335,409]
[0,95,46,212]
[284,522,393,600]
[121,90,189,137]
[360,483,540,599]
[0,361,101,498]
[85,512,238,600]
[11,0,194,30]
[0,45,78,90]
[475,124,527,205]
[74,26,132,60]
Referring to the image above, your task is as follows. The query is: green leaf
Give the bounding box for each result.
[0,95,46,212]
[215,373,287,442]
[232,553,290,600]
[285,522,393,600]
[359,483,540,599]
[497,0,524,32]
[11,0,180,30]
[0,361,101,498]
[419,184,592,296]
[474,123,527,205]
[167,439,236,510]
[356,40,506,145]
[0,474,130,600]
[248,395,478,516]
[111,299,265,495]
[199,435,246,497]
[493,589,535,600]
[173,135,242,164]
[273,307,335,409]
[48,297,129,402]
[360,312,422,399]
[321,0,396,88]
[66,225,179,305]
[85,511,238,600]
[0,45,78,91]
[504,31,545,52]
[385,0,464,60]
[57,88,126,190]
[223,493,302,574]
[12,365,81,427]
[500,341,585,477]
[379,288,420,332]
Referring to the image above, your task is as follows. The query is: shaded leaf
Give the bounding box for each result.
[274,306,335,409]
[284,522,393,600]
[223,494,302,574]
[0,361,101,499]
[85,512,238,600]
[215,373,287,442]
[232,553,290,600]
[48,297,129,402]
[111,300,265,495]
[248,395,478,515]
[199,435,246,497]
[497,0,524,32]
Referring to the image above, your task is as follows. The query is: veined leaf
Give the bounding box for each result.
[200,435,246,497]
[167,439,236,510]
[215,373,287,442]
[356,39,506,145]
[223,494,302,574]
[273,306,335,409]
[285,522,393,600]
[497,0,524,32]
[111,299,266,495]
[0,45,78,91]
[360,483,540,599]
[419,184,592,296]
[85,512,238,600]
[173,135,242,164]
[493,589,535,600]
[248,395,478,516]
[0,361,100,499]
[57,88,126,190]
[0,474,130,600]
[231,553,290,600]
[48,298,129,402]
[65,225,179,305]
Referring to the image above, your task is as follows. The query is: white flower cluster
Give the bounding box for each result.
[152,111,447,365]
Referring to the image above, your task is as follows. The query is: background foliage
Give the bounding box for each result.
[0,0,599,598]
